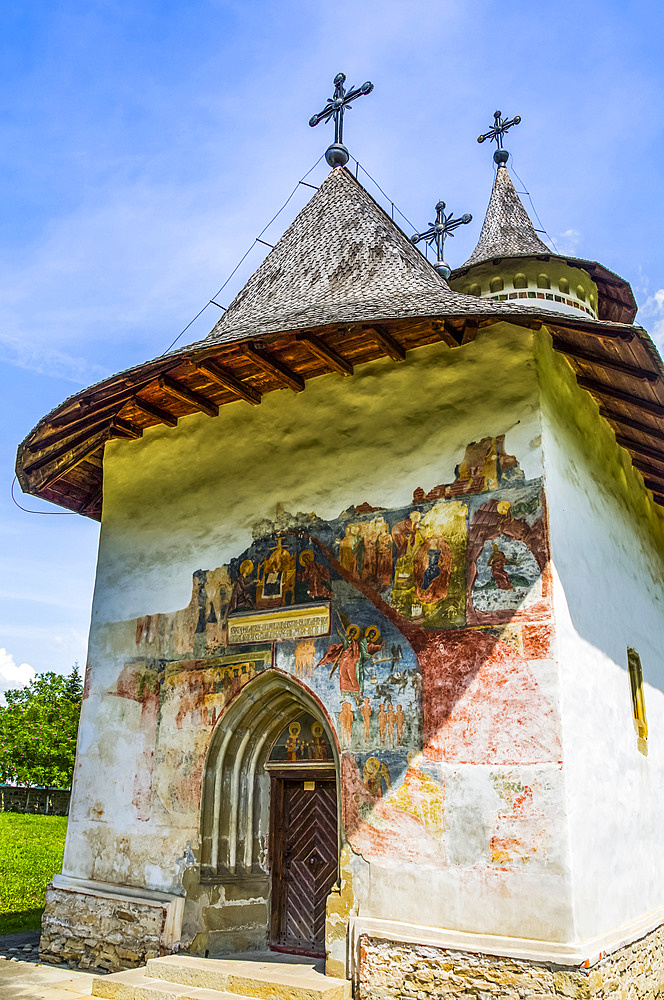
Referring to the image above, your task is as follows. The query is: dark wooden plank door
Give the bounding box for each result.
[271,777,338,957]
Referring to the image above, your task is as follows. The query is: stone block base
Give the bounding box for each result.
[39,874,184,973]
[358,925,664,999]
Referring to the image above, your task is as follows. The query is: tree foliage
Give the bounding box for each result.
[0,665,83,788]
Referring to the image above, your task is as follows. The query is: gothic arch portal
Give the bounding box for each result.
[200,670,341,878]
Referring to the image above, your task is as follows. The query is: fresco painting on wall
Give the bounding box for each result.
[112,436,558,871]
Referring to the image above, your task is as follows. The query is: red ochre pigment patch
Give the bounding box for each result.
[521,622,553,659]
[419,630,561,765]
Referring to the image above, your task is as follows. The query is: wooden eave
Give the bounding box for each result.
[16,312,664,520]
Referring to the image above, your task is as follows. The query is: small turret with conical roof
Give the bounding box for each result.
[449,113,637,325]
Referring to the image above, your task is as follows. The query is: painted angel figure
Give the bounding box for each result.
[317,614,382,703]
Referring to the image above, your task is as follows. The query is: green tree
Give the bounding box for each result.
[0,665,83,788]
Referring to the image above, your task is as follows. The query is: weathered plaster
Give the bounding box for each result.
[93,329,542,623]
[58,327,578,970]
[537,329,664,944]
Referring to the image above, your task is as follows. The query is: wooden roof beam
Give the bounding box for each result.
[131,396,179,427]
[363,325,406,362]
[552,335,658,382]
[197,358,261,405]
[242,342,305,392]
[431,320,463,347]
[24,427,110,476]
[576,376,664,417]
[158,374,219,418]
[296,332,353,376]
[38,438,107,491]
[600,408,664,445]
[111,417,143,440]
[616,435,664,464]
[548,322,633,343]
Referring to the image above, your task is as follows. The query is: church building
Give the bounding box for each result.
[16,97,664,1000]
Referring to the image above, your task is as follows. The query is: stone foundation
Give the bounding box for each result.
[358,925,664,999]
[39,875,184,972]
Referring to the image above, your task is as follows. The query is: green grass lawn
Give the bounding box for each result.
[0,812,67,935]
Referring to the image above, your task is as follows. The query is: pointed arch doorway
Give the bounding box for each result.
[200,671,340,958]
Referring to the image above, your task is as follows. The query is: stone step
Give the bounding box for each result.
[91,966,238,1000]
[146,955,351,1000]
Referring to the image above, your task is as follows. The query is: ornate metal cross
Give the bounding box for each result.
[477,110,521,165]
[411,201,472,279]
[309,73,374,167]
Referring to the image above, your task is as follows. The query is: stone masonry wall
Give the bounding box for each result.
[358,926,664,999]
[40,885,169,972]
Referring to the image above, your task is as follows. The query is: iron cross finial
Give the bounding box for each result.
[477,110,521,165]
[411,201,472,279]
[309,72,374,168]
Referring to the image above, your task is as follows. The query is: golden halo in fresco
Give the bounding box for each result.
[346,624,360,640]
[363,756,379,777]
[288,721,301,737]
[311,722,324,738]
[240,559,253,576]
[299,549,315,566]
[496,500,511,515]
[365,626,381,643]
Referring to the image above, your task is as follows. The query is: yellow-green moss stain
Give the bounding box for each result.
[96,325,543,624]
[534,326,664,564]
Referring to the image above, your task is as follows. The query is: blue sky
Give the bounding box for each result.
[2,0,663,690]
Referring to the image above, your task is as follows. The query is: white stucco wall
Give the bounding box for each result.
[540,336,664,947]
[63,326,576,947]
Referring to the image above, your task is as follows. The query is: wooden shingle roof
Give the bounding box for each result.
[15,166,664,519]
[454,164,637,326]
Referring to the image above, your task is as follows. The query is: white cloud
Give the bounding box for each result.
[635,288,664,353]
[0,648,35,699]
[556,229,581,254]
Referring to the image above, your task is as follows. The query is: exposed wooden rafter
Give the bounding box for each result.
[363,325,406,362]
[242,342,305,392]
[576,376,664,418]
[158,374,219,418]
[600,408,664,445]
[131,396,179,427]
[296,332,353,376]
[552,335,658,382]
[197,358,262,405]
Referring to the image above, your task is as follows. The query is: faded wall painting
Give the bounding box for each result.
[109,436,559,874]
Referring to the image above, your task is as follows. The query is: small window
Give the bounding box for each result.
[589,293,596,309]
[627,648,648,752]
[537,273,550,289]
[559,277,570,294]
[576,285,586,302]
[468,282,482,297]
[490,276,504,293]
[513,273,528,289]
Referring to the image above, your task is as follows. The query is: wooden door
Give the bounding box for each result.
[270,775,338,957]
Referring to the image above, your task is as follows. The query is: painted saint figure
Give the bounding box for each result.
[488,543,516,591]
[396,704,405,746]
[309,721,328,760]
[286,721,301,761]
[387,703,395,748]
[378,703,386,745]
[361,697,372,742]
[298,550,333,600]
[226,559,254,616]
[339,701,354,748]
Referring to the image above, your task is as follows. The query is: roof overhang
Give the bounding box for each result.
[451,252,637,326]
[16,309,664,519]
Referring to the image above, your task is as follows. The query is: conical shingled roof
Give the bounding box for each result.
[463,165,550,267]
[203,166,524,348]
